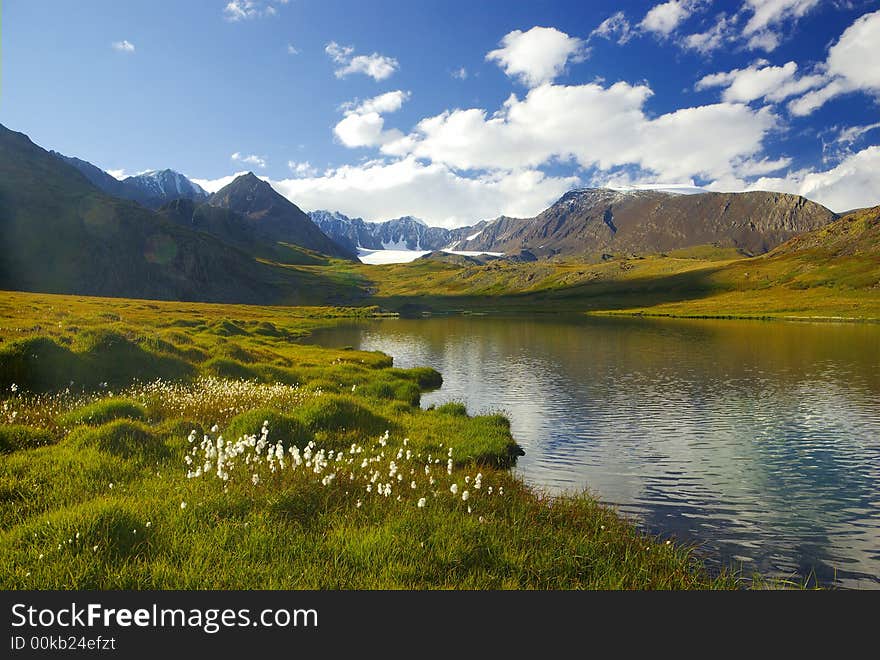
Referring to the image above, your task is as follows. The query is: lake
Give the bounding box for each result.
[308,315,880,588]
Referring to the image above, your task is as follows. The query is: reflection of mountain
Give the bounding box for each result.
[312,316,880,587]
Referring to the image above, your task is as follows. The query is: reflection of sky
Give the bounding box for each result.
[310,317,880,588]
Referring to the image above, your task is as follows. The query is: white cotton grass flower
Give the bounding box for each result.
[450,484,458,495]
[461,490,469,501]
[180,501,187,509]
[417,497,426,508]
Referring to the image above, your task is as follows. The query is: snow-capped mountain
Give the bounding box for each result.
[309,210,486,253]
[121,169,208,208]
[50,152,208,209]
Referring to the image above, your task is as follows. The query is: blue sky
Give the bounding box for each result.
[3,0,880,225]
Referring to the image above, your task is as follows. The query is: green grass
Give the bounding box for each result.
[57,398,147,427]
[0,289,745,589]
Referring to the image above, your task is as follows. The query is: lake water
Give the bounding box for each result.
[309,315,880,588]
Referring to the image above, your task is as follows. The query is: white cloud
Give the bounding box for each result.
[786,9,880,115]
[334,91,410,149]
[639,1,701,37]
[826,9,880,91]
[342,90,410,115]
[223,0,286,22]
[325,41,398,81]
[486,27,587,87]
[740,0,821,52]
[732,155,793,176]
[681,13,736,53]
[334,113,403,148]
[787,79,852,116]
[112,40,135,53]
[288,161,318,178]
[696,60,824,104]
[742,0,820,35]
[591,12,634,44]
[836,122,880,146]
[231,152,267,168]
[709,146,880,213]
[451,67,468,80]
[287,43,299,55]
[191,171,250,193]
[390,81,778,183]
[270,157,579,226]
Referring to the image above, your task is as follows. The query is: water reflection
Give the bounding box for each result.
[309,316,880,588]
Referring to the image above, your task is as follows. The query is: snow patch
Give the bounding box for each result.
[357,249,504,265]
[607,183,709,195]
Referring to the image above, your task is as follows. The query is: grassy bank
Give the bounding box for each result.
[0,290,741,589]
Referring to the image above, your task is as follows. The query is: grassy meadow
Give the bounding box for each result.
[0,290,746,589]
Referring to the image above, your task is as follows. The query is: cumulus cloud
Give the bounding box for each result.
[709,146,880,213]
[486,27,587,87]
[271,157,579,226]
[287,44,299,55]
[325,41,399,81]
[591,12,634,44]
[384,81,779,183]
[231,152,267,168]
[696,60,824,104]
[787,9,880,115]
[451,67,468,80]
[639,1,702,37]
[112,40,135,53]
[333,91,410,148]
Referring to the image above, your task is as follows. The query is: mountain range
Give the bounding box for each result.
[308,210,483,253]
[451,187,837,258]
[51,153,209,209]
[311,189,837,260]
[1,122,864,306]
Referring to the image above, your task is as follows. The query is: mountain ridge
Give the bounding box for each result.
[209,174,356,260]
[453,188,838,258]
[50,152,208,209]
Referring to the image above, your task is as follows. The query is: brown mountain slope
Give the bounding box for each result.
[455,188,837,258]
[209,173,356,260]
